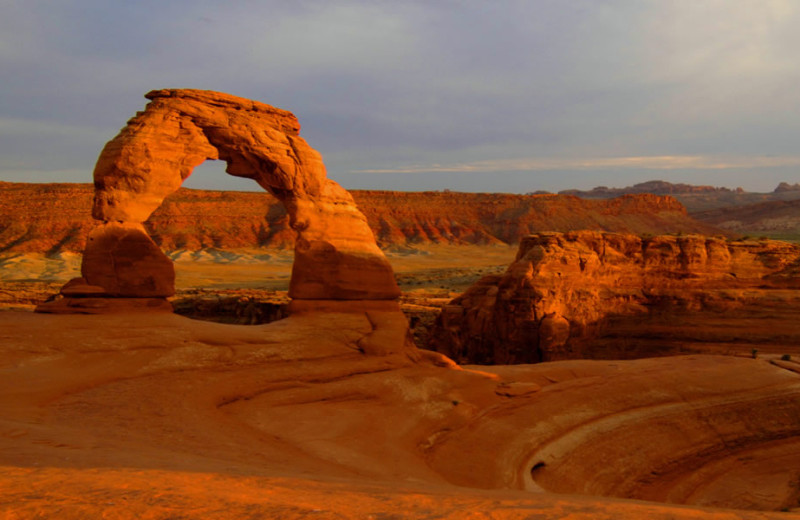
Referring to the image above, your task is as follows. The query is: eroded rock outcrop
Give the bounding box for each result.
[351,191,717,246]
[429,231,800,363]
[1,181,719,256]
[36,89,399,313]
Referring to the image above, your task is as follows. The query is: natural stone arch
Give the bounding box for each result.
[42,89,399,311]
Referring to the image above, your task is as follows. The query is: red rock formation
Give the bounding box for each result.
[693,198,800,238]
[353,191,717,246]
[429,231,800,364]
[81,222,174,297]
[4,310,800,514]
[0,182,95,255]
[1,181,720,255]
[36,89,399,312]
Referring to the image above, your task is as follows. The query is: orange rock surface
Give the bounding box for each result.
[354,190,719,246]
[81,222,175,297]
[6,89,800,520]
[0,181,719,255]
[51,89,399,308]
[2,310,800,517]
[430,231,800,363]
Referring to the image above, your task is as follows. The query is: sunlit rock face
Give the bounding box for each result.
[0,181,717,257]
[429,231,800,363]
[38,89,399,312]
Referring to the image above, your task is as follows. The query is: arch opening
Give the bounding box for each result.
[36,89,400,315]
[181,159,258,192]
[159,158,295,325]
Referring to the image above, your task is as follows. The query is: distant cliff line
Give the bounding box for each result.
[557,179,800,198]
[557,179,800,213]
[1,181,719,255]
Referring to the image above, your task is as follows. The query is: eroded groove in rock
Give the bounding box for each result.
[422,355,800,512]
[524,386,800,504]
[5,310,800,514]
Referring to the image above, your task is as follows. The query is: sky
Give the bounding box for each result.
[1,0,799,194]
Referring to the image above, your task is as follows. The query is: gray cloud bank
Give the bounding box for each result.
[1,0,799,193]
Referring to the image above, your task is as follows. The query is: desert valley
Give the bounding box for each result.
[3,89,800,519]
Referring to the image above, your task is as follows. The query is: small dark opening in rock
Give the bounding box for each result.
[171,289,289,325]
[530,461,546,478]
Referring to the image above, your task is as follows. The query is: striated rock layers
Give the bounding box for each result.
[693,198,800,237]
[36,89,399,313]
[353,190,718,246]
[1,181,720,256]
[429,231,800,364]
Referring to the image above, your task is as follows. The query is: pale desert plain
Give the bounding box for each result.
[3,89,800,520]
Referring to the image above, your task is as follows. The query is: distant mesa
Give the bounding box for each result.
[35,89,399,314]
[557,180,800,217]
[559,179,744,198]
[1,183,719,257]
[352,190,719,246]
[693,197,800,236]
[774,181,800,193]
[6,179,800,259]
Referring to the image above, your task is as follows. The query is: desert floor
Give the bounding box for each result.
[0,244,516,304]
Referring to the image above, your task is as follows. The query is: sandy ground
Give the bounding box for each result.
[2,309,800,518]
[0,244,517,292]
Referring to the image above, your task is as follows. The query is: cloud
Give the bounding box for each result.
[640,1,799,81]
[355,155,800,174]
[0,117,106,139]
[1,1,799,192]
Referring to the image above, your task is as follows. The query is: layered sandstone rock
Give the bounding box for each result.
[81,222,174,297]
[429,231,800,363]
[353,190,718,246]
[693,198,800,237]
[4,310,800,514]
[1,181,720,256]
[36,89,399,312]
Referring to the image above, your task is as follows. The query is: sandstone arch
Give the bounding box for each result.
[42,89,399,311]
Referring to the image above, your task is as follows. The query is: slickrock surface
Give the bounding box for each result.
[0,181,719,255]
[430,231,800,364]
[2,310,800,517]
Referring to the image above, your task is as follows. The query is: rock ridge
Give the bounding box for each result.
[1,182,720,255]
[429,231,800,364]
